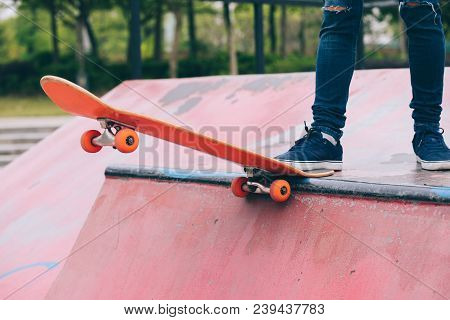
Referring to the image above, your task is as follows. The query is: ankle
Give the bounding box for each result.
[310,125,341,142]
[414,123,441,134]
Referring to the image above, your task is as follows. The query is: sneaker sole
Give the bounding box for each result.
[278,160,342,171]
[416,157,450,171]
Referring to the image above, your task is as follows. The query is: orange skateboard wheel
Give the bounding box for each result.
[115,128,139,153]
[231,177,249,198]
[270,179,291,202]
[81,130,102,153]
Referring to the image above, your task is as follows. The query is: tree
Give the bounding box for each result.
[77,0,99,59]
[57,0,103,59]
[61,1,113,85]
[129,0,142,78]
[167,0,184,78]
[49,0,59,61]
[269,4,276,54]
[15,5,37,58]
[280,4,287,57]
[379,6,407,60]
[187,0,197,59]
[115,0,160,71]
[75,13,88,87]
[17,0,108,86]
[153,0,163,61]
[298,8,305,55]
[0,25,7,62]
[223,2,238,75]
[16,0,61,61]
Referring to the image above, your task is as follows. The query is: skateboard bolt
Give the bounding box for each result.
[280,186,288,195]
[126,136,134,146]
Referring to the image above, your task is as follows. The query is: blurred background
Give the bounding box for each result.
[0,0,449,103]
[0,0,448,167]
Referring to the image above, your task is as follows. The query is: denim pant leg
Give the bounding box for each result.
[399,1,446,133]
[311,0,364,141]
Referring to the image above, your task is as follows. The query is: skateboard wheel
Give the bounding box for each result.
[81,130,102,153]
[231,177,249,198]
[115,129,139,153]
[270,180,291,203]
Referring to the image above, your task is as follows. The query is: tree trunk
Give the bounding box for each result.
[27,7,37,55]
[298,8,305,55]
[223,2,238,75]
[83,15,98,58]
[169,9,182,78]
[127,18,132,63]
[253,3,265,74]
[79,0,98,58]
[76,15,88,88]
[187,0,197,59]
[280,5,287,57]
[129,0,142,79]
[153,0,163,61]
[49,0,59,62]
[269,5,276,54]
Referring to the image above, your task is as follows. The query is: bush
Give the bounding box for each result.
[0,51,317,95]
[266,54,316,73]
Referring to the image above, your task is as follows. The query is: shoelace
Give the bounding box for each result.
[290,123,318,150]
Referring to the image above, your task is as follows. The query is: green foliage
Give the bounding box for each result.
[0,24,6,61]
[0,50,319,95]
[91,8,128,62]
[0,0,448,98]
[14,8,52,60]
[443,1,450,37]
[266,54,316,73]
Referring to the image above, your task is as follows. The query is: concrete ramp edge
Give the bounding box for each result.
[105,165,450,204]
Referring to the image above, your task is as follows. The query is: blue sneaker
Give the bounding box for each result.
[275,125,343,171]
[413,129,450,171]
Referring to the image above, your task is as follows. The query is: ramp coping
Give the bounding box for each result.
[105,165,450,204]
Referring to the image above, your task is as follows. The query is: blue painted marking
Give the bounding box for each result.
[298,178,311,184]
[0,262,59,281]
[432,187,450,200]
[159,167,239,179]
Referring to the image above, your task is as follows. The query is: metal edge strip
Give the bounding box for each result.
[105,165,450,204]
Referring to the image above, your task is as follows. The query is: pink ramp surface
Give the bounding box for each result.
[0,69,449,299]
[46,178,449,299]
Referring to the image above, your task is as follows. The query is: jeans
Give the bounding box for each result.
[311,0,446,140]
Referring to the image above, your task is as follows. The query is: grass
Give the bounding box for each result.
[0,95,67,117]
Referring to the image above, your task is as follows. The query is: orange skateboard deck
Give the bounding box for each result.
[41,75,334,202]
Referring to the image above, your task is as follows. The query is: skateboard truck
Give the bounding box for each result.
[244,181,270,194]
[80,118,139,153]
[231,167,292,203]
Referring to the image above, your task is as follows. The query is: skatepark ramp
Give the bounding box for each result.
[0,69,449,299]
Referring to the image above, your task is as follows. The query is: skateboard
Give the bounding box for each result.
[40,75,334,202]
